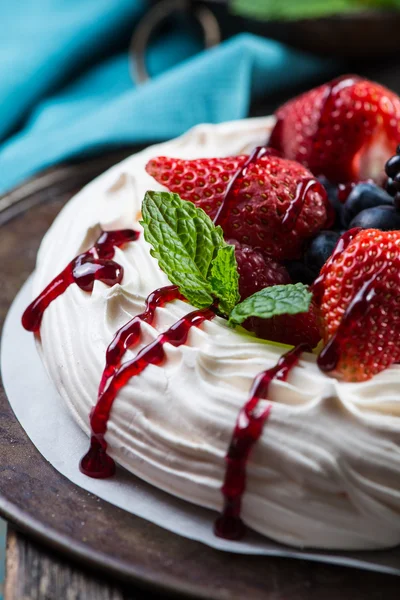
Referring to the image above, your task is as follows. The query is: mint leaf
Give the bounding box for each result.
[210,245,240,315]
[141,191,214,308]
[229,283,312,326]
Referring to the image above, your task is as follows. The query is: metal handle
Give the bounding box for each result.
[129,0,221,84]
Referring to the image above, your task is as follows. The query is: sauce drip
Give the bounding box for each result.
[22,229,139,332]
[312,227,361,305]
[281,178,323,231]
[316,75,360,135]
[98,285,184,396]
[214,344,309,540]
[317,267,384,372]
[213,146,275,228]
[80,306,215,479]
[268,75,359,159]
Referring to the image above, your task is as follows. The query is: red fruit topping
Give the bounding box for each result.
[246,302,321,350]
[146,155,247,221]
[146,154,329,260]
[227,239,320,348]
[269,75,400,184]
[314,228,400,382]
[229,239,291,300]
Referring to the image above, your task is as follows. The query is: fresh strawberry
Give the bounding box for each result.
[246,302,321,349]
[146,154,329,260]
[229,239,291,299]
[227,239,320,348]
[146,155,246,221]
[269,75,400,184]
[314,228,400,382]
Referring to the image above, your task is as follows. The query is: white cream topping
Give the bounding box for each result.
[33,118,400,550]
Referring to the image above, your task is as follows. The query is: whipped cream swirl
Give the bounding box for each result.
[33,118,400,550]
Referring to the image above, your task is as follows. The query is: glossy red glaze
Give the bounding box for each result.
[80,306,215,479]
[214,344,309,540]
[311,227,361,305]
[22,230,139,332]
[98,285,184,395]
[281,178,324,231]
[317,266,385,372]
[213,146,276,228]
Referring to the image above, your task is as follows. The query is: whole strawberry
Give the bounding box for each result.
[314,228,400,382]
[146,154,328,260]
[269,75,400,184]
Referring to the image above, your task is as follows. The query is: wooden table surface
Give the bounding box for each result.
[2,60,400,600]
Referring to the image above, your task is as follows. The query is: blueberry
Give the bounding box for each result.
[385,154,400,178]
[305,231,340,274]
[349,205,400,230]
[386,177,398,197]
[342,183,393,227]
[285,260,317,285]
[317,176,342,228]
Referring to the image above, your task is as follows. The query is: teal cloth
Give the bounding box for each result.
[0,0,339,194]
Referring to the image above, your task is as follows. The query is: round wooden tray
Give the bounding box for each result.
[0,154,399,600]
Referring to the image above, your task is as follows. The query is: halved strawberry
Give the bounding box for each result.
[269,75,400,184]
[314,228,400,382]
[146,154,329,260]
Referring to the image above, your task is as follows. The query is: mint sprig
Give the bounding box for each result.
[210,245,240,315]
[141,191,312,329]
[141,191,238,313]
[229,283,312,326]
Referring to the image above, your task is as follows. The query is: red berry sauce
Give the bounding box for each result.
[281,178,324,231]
[317,75,360,125]
[213,145,327,233]
[98,285,184,396]
[213,146,277,228]
[214,343,309,540]
[268,75,360,159]
[312,227,361,305]
[317,266,385,373]
[22,230,139,332]
[80,306,215,478]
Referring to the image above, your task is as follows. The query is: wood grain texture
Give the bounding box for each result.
[4,528,153,600]
[5,528,400,600]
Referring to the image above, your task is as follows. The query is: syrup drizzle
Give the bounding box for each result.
[281,178,323,231]
[317,266,385,372]
[312,227,361,305]
[316,75,360,132]
[214,344,309,540]
[98,285,184,396]
[268,74,360,173]
[80,306,215,478]
[22,230,139,332]
[213,146,274,228]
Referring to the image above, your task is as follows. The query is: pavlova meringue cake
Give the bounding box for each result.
[22,76,400,551]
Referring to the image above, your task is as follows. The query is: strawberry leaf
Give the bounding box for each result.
[229,283,312,326]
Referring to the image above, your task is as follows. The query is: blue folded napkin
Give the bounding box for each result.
[0,1,338,195]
